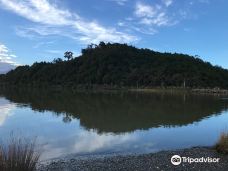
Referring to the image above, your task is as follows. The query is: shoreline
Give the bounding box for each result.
[1,84,228,95]
[37,147,228,171]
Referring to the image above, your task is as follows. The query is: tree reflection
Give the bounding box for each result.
[0,88,228,133]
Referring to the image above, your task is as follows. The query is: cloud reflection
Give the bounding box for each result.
[0,98,15,126]
[39,129,137,160]
[73,130,136,153]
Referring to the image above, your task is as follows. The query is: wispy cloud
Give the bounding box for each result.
[33,41,55,49]
[15,25,67,38]
[46,50,63,55]
[135,2,175,27]
[162,0,173,7]
[0,43,18,65]
[189,0,210,6]
[135,2,158,19]
[108,0,128,6]
[0,43,18,73]
[0,0,74,25]
[0,0,137,44]
[115,1,180,36]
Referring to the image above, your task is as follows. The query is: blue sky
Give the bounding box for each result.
[0,0,228,72]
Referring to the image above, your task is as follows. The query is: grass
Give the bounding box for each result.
[0,136,40,171]
[215,132,228,154]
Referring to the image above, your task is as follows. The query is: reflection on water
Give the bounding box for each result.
[0,98,15,126]
[0,88,228,160]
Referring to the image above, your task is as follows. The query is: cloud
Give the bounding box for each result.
[108,0,128,6]
[0,43,18,70]
[134,2,174,27]
[135,2,157,18]
[0,0,137,44]
[0,0,74,25]
[162,0,173,7]
[189,0,210,6]
[16,25,66,38]
[115,1,179,36]
[73,20,137,44]
[46,50,63,55]
[133,26,157,35]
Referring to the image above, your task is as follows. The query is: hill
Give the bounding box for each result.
[1,42,228,88]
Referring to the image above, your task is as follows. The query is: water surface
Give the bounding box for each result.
[0,88,228,160]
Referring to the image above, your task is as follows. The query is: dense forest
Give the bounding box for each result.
[1,42,228,89]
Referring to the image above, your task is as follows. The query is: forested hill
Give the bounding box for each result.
[1,42,228,88]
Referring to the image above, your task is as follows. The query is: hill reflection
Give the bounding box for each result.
[1,88,228,133]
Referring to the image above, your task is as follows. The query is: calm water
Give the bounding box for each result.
[0,88,228,160]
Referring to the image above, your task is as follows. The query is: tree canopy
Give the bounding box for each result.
[64,51,73,60]
[1,42,228,89]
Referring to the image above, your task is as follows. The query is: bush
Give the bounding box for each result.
[0,136,40,171]
[215,132,228,154]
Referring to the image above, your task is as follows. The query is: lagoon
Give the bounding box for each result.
[0,89,228,160]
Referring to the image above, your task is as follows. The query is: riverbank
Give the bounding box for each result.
[1,84,228,95]
[37,147,228,171]
[130,88,228,95]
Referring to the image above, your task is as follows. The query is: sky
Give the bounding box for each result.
[0,0,228,73]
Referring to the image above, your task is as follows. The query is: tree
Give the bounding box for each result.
[99,41,106,48]
[64,51,73,60]
[53,58,63,63]
[63,115,72,123]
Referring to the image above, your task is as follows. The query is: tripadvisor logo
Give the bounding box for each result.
[171,155,220,166]
[171,155,182,165]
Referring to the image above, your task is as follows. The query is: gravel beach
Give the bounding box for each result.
[37,147,228,171]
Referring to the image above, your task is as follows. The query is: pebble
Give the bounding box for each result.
[37,147,228,171]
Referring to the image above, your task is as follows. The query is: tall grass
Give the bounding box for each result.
[0,136,40,171]
[215,132,228,154]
